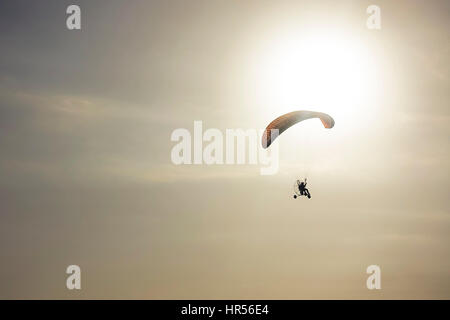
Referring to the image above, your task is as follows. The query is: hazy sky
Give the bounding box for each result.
[0,0,449,299]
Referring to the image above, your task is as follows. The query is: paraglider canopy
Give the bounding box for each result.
[262,110,335,148]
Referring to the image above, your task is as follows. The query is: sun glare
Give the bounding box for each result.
[254,30,376,126]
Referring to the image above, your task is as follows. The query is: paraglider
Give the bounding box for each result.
[261,110,334,149]
[293,179,311,199]
[262,110,335,199]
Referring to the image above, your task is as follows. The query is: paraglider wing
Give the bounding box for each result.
[262,110,335,148]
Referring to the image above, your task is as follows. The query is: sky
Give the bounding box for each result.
[0,0,449,299]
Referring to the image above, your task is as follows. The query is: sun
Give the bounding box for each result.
[253,29,377,128]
